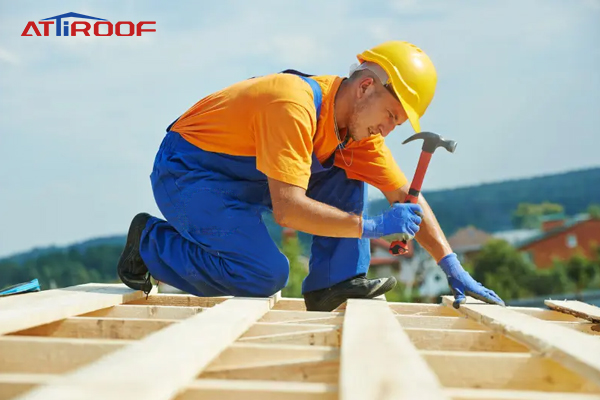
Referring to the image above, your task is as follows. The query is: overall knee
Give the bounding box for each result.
[254,252,290,296]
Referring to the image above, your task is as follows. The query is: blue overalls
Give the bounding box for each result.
[139,71,371,297]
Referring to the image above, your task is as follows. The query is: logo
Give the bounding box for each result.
[21,12,156,37]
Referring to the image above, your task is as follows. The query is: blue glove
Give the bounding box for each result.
[362,203,423,239]
[438,253,505,309]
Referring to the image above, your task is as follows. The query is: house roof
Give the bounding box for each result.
[493,228,540,247]
[518,216,597,249]
[447,226,494,252]
[1,283,600,398]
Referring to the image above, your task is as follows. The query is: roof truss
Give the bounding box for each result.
[0,283,599,400]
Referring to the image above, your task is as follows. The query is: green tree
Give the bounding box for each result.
[588,204,600,219]
[564,252,597,297]
[526,261,572,296]
[511,202,564,229]
[471,239,537,300]
[281,235,306,298]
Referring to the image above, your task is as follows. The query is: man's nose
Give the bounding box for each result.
[379,122,395,137]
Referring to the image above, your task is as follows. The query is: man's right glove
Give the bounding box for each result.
[438,253,505,309]
[362,203,423,239]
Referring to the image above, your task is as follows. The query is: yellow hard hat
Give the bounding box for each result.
[357,41,437,133]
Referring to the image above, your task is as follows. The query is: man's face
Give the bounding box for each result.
[347,77,408,142]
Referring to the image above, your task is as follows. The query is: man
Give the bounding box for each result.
[117,40,504,311]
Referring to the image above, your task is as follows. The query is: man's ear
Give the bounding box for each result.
[357,77,375,99]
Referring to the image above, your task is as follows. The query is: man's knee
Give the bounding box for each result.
[247,252,290,297]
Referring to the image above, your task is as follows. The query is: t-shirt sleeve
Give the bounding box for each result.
[252,101,316,190]
[334,135,408,192]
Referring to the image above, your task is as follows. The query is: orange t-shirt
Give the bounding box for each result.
[170,73,407,192]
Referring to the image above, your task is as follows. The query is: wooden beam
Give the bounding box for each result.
[442,296,600,388]
[125,294,229,307]
[16,297,275,400]
[241,322,340,338]
[0,375,339,400]
[201,359,340,383]
[178,379,337,400]
[272,298,308,311]
[446,388,600,399]
[0,374,56,400]
[0,337,127,374]
[0,283,153,335]
[79,304,204,319]
[206,343,339,372]
[396,315,486,330]
[340,299,448,400]
[10,317,176,340]
[423,350,600,393]
[545,300,600,323]
[389,303,460,317]
[259,310,343,324]
[404,328,529,352]
[510,306,586,321]
[554,321,600,335]
[238,328,340,346]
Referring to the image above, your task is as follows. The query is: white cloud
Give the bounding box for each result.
[0,47,20,64]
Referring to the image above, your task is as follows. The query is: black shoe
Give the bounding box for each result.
[303,275,397,312]
[117,212,153,294]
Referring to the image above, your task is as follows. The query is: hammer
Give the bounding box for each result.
[389,131,457,256]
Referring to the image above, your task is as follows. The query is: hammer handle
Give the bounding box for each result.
[388,152,433,256]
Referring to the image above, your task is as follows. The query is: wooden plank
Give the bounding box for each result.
[241,323,340,338]
[206,343,339,372]
[78,304,204,319]
[259,310,343,324]
[238,328,340,346]
[404,328,529,352]
[10,317,176,340]
[545,300,600,323]
[16,297,274,400]
[389,303,460,317]
[125,294,229,307]
[446,388,600,399]
[340,299,448,400]
[0,337,127,374]
[510,306,586,322]
[0,374,57,400]
[396,315,486,330]
[442,296,600,387]
[272,298,308,311]
[423,350,600,393]
[0,283,153,335]
[554,321,600,335]
[201,359,340,383]
[178,379,337,400]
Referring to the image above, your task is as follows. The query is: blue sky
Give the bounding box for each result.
[0,0,599,257]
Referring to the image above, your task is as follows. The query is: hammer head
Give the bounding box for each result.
[402,131,458,154]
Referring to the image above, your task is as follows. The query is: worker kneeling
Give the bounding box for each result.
[117,41,505,311]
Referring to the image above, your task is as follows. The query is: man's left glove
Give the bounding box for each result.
[438,253,505,309]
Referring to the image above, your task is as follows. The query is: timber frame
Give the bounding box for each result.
[1,283,600,400]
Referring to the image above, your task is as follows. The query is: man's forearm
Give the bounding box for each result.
[413,195,453,262]
[275,195,363,238]
[383,185,452,262]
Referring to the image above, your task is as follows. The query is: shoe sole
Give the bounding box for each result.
[117,213,153,293]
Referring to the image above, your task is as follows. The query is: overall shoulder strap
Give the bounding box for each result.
[279,69,322,122]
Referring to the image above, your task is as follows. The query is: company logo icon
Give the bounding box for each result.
[21,12,156,37]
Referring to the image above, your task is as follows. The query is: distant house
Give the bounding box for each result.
[517,214,600,269]
[447,226,494,263]
[492,228,540,247]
